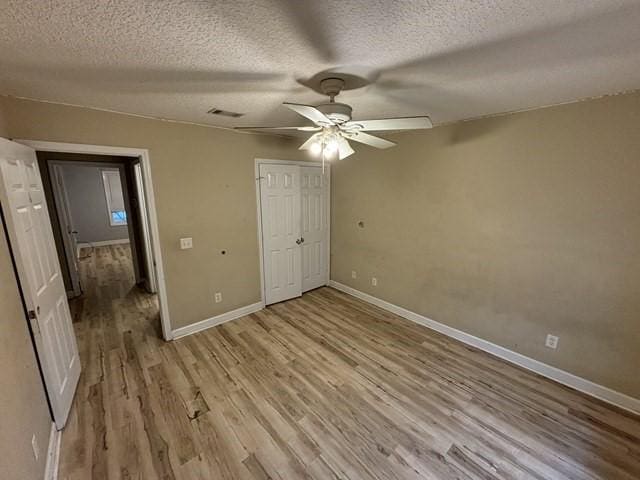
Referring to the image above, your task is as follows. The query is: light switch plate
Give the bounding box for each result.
[180,237,193,250]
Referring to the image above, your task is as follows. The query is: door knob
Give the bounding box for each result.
[296,238,302,245]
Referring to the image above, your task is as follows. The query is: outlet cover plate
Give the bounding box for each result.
[545,334,559,349]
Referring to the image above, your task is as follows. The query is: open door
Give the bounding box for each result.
[0,138,81,429]
[50,163,82,297]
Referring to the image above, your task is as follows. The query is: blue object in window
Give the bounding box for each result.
[111,210,127,224]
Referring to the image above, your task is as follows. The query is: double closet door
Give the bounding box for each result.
[259,163,329,305]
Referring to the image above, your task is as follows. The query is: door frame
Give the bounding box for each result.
[17,140,173,341]
[254,158,331,305]
[133,162,158,293]
[45,159,137,284]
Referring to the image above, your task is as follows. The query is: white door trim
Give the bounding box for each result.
[254,158,331,305]
[16,140,173,340]
[44,421,61,480]
[134,162,157,293]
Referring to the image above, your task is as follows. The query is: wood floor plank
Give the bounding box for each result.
[58,245,640,479]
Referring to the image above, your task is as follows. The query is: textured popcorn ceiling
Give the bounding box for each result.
[1,0,640,129]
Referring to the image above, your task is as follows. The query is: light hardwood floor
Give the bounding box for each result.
[60,245,640,479]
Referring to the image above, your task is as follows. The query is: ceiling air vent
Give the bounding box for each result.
[206,107,244,118]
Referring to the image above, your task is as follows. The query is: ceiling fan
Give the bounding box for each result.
[236,77,432,164]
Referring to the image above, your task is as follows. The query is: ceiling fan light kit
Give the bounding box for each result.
[236,73,433,169]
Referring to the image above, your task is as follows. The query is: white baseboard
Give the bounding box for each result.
[329,280,640,415]
[76,239,130,257]
[77,238,129,249]
[172,301,264,340]
[44,422,61,480]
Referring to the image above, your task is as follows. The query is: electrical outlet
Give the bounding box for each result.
[180,237,193,250]
[371,277,377,286]
[545,334,559,349]
[31,434,39,460]
[214,292,222,303]
[351,270,357,279]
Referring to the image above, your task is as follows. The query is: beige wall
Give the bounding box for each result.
[331,91,640,399]
[0,104,6,135]
[0,226,53,479]
[0,95,301,330]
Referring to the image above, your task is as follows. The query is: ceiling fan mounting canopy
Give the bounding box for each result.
[301,70,373,95]
[319,77,345,99]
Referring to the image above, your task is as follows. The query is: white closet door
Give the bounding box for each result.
[0,138,81,429]
[259,164,302,305]
[300,166,329,292]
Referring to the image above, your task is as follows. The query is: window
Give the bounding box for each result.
[111,210,127,224]
[102,169,127,226]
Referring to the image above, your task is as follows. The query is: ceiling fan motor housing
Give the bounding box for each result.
[316,102,352,124]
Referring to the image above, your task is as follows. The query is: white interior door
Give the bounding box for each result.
[0,138,81,429]
[50,163,82,297]
[134,163,157,293]
[301,166,329,292]
[259,163,302,305]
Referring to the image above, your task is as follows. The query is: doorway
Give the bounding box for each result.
[18,140,171,340]
[38,152,153,299]
[256,159,330,305]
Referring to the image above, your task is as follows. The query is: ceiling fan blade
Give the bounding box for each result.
[347,132,396,149]
[343,116,432,131]
[337,136,355,160]
[299,133,322,150]
[234,125,321,131]
[283,102,335,126]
